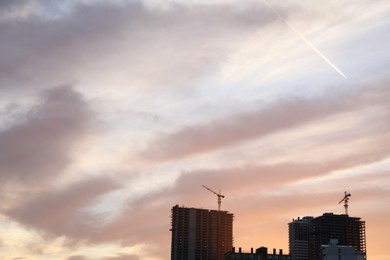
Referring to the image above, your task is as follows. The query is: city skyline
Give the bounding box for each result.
[0,0,389,259]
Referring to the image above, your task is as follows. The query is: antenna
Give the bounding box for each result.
[338,191,351,215]
[202,185,225,211]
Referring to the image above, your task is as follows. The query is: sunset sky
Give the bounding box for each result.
[0,0,389,259]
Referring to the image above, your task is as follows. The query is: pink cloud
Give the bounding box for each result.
[5,175,122,238]
[141,81,390,161]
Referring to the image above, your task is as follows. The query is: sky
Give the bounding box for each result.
[0,0,389,259]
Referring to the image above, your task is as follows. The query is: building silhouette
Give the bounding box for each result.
[288,216,314,260]
[170,205,234,260]
[312,213,366,260]
[225,246,290,260]
[289,213,366,260]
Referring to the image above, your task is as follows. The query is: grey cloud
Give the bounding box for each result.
[0,85,92,184]
[0,1,278,92]
[0,0,25,10]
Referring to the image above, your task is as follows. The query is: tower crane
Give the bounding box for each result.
[202,185,225,211]
[339,191,351,215]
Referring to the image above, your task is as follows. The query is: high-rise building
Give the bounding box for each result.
[170,205,234,260]
[288,216,314,260]
[312,213,366,260]
[288,213,366,260]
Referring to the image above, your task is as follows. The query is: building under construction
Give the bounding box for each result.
[312,213,366,260]
[288,213,366,260]
[170,205,234,260]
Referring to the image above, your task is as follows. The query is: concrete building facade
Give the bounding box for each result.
[170,205,233,260]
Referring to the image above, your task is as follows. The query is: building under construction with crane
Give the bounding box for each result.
[288,192,367,260]
[289,214,366,260]
[170,185,233,260]
[170,205,234,260]
[313,213,366,259]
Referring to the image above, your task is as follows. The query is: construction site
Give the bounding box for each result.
[170,188,367,260]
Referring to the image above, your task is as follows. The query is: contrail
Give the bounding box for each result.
[263,0,347,79]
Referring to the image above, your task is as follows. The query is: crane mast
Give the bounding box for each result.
[202,185,225,211]
[338,191,351,215]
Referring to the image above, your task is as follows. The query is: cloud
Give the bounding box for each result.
[0,0,30,16]
[0,1,278,93]
[141,80,390,161]
[0,85,92,184]
[172,132,390,201]
[6,175,122,238]
[0,0,24,10]
[66,256,90,260]
[106,254,140,260]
